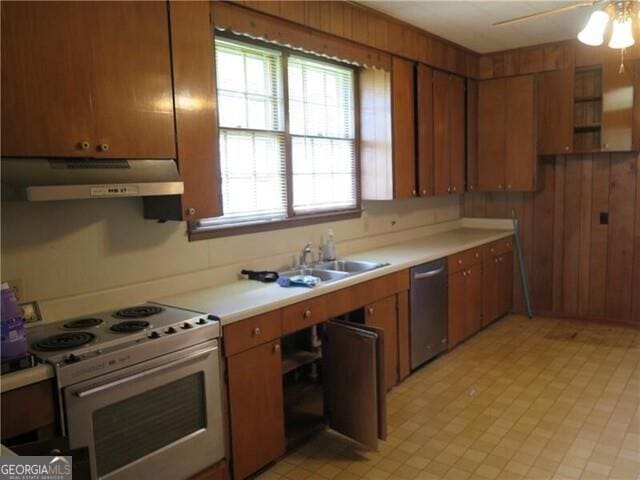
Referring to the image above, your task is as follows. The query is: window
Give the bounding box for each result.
[198,36,358,232]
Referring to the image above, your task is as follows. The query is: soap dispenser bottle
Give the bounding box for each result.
[324,229,336,261]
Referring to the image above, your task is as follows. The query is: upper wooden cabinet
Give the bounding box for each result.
[537,68,574,155]
[531,60,638,155]
[391,57,417,199]
[1,1,175,159]
[416,64,434,197]
[478,75,539,192]
[433,71,465,196]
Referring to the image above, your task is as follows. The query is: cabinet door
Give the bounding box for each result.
[168,1,222,220]
[497,253,514,318]
[505,75,537,192]
[601,61,635,152]
[391,57,416,198]
[465,265,483,338]
[466,79,479,192]
[1,2,94,157]
[447,270,466,348]
[449,75,466,194]
[323,321,386,450]
[478,78,506,191]
[416,64,434,197]
[537,68,574,154]
[227,340,285,480]
[90,2,175,158]
[482,257,499,327]
[433,70,451,195]
[365,296,398,391]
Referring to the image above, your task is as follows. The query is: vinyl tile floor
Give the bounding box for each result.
[257,315,640,480]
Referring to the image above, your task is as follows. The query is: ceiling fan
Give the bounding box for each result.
[494,1,639,72]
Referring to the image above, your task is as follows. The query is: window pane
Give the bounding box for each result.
[288,56,355,139]
[209,129,287,225]
[292,136,357,213]
[215,38,283,131]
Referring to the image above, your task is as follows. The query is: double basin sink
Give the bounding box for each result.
[280,260,389,284]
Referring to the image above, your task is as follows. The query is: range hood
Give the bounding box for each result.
[1,158,184,201]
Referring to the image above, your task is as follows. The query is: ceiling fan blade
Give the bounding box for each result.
[493,1,599,27]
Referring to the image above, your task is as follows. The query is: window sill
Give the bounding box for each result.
[188,209,362,241]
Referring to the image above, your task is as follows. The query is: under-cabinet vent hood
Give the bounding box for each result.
[1,158,184,201]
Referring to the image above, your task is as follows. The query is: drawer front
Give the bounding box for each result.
[483,237,514,259]
[223,310,282,357]
[325,270,410,318]
[448,248,482,273]
[282,296,328,334]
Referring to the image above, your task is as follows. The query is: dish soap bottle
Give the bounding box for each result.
[324,229,336,261]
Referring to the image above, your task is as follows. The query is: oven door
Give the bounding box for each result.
[63,340,224,480]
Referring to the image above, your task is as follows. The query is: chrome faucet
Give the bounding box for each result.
[300,243,313,267]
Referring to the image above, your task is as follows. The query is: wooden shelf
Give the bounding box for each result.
[282,351,322,375]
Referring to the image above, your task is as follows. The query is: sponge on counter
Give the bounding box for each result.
[277,275,321,288]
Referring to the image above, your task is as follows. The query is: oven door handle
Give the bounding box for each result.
[74,345,217,399]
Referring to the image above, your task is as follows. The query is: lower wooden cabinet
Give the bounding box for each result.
[448,264,482,348]
[364,295,399,391]
[1,380,56,441]
[483,252,514,327]
[227,340,285,480]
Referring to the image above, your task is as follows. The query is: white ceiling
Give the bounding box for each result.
[359,1,594,53]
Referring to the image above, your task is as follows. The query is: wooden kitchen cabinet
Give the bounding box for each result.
[601,60,637,152]
[537,68,574,155]
[433,70,466,196]
[227,340,285,480]
[482,251,513,327]
[1,1,175,159]
[1,380,57,442]
[478,75,538,192]
[365,295,399,390]
[391,56,417,199]
[360,57,416,200]
[448,263,482,348]
[466,78,479,192]
[416,64,435,197]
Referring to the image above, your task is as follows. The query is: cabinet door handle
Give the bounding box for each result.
[447,186,452,193]
[367,307,374,315]
[273,343,281,353]
[98,143,109,152]
[462,271,467,277]
[186,207,196,216]
[457,259,463,265]
[252,327,262,337]
[452,186,457,193]
[412,189,417,196]
[303,309,312,319]
[467,269,472,275]
[469,185,474,191]
[79,140,90,150]
[474,252,480,259]
[564,146,570,151]
[498,184,503,190]
[422,189,427,195]
[507,184,512,190]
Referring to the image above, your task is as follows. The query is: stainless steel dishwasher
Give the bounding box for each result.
[410,258,448,369]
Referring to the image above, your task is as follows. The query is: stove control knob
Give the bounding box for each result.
[197,318,207,325]
[64,354,80,364]
[166,327,177,334]
[181,322,193,329]
[149,331,161,339]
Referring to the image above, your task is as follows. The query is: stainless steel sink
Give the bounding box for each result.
[279,260,388,285]
[279,268,351,283]
[316,260,388,273]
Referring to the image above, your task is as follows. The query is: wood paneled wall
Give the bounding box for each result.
[226,1,478,77]
[463,153,640,326]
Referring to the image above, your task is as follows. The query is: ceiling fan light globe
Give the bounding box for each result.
[608,17,635,49]
[577,10,609,46]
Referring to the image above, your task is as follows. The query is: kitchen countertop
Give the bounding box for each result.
[157,226,513,326]
[1,221,512,392]
[1,363,54,394]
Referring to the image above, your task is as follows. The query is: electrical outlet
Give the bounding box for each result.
[6,279,25,301]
